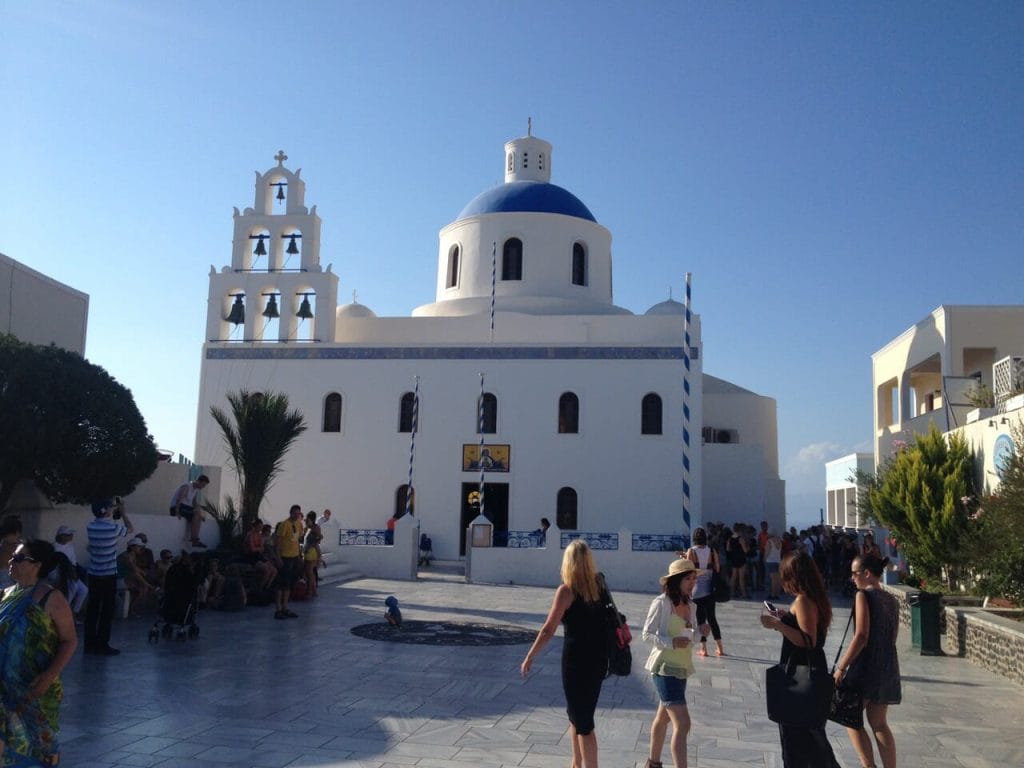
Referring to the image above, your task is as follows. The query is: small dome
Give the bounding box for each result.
[645,298,685,316]
[336,302,376,320]
[457,181,596,222]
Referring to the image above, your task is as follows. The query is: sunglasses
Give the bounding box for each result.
[10,553,38,564]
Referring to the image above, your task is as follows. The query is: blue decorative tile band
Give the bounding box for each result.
[207,345,698,361]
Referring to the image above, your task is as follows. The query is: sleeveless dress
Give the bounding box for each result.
[561,592,607,736]
[849,588,902,704]
[776,612,840,768]
[0,585,63,766]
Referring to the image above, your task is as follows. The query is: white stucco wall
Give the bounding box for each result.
[0,252,88,354]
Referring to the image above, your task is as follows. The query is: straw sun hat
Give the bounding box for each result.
[659,557,697,584]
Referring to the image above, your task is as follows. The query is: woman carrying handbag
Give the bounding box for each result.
[760,552,840,768]
[834,553,901,768]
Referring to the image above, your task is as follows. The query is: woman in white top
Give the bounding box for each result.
[643,558,700,768]
[685,527,725,656]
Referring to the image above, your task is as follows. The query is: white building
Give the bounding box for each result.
[195,136,785,559]
[0,251,88,354]
[871,305,1024,491]
[824,452,874,530]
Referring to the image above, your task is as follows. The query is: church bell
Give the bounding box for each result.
[253,236,267,257]
[296,294,314,320]
[261,294,280,319]
[286,235,300,255]
[226,295,245,325]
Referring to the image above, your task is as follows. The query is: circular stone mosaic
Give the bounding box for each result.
[350,620,534,646]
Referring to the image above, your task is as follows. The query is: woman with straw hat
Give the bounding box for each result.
[642,558,700,768]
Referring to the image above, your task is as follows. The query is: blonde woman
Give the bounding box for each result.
[522,540,607,768]
[643,558,700,768]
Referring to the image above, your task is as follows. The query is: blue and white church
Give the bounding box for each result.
[195,134,785,559]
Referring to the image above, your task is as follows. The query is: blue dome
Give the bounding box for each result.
[457,181,596,222]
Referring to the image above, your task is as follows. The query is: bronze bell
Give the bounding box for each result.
[276,184,285,202]
[226,295,245,325]
[286,235,299,255]
[296,295,314,320]
[253,237,267,257]
[262,294,280,319]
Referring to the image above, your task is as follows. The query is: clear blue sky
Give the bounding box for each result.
[2,2,1022,528]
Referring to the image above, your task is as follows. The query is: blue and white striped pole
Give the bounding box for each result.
[478,372,486,519]
[489,241,496,342]
[682,273,692,533]
[405,375,419,518]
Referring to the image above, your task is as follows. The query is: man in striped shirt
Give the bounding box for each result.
[84,498,133,656]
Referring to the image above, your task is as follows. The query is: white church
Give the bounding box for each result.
[195,133,785,559]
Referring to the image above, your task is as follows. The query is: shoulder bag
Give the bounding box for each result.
[829,607,864,728]
[765,627,834,728]
[598,574,632,677]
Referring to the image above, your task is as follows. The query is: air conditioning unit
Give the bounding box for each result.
[701,427,739,444]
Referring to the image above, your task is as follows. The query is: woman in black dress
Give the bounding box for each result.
[760,551,840,768]
[522,539,606,768]
[835,553,901,768]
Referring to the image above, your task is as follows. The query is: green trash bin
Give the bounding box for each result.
[908,591,942,655]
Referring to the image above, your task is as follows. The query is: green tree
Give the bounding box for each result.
[972,425,1024,602]
[0,334,158,512]
[863,425,977,590]
[210,390,307,532]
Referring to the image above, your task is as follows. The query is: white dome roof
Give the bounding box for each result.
[336,302,377,320]
[645,298,685,316]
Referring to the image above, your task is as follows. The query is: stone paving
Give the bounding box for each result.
[58,567,1024,767]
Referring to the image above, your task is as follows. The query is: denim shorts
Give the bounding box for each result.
[652,674,688,706]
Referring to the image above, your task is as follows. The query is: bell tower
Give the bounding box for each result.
[205,151,339,344]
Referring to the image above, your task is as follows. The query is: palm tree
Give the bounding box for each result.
[210,390,307,531]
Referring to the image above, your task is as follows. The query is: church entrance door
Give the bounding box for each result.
[459,482,509,556]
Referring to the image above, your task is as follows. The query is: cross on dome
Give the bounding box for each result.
[274,150,288,166]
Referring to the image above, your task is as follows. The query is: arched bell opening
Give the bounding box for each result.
[246,227,271,272]
[264,174,288,213]
[291,288,316,342]
[279,227,303,271]
[222,291,246,342]
[257,289,281,342]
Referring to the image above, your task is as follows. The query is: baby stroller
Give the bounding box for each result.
[148,557,200,644]
[418,533,433,566]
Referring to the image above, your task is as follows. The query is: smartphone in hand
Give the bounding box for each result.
[763,600,777,614]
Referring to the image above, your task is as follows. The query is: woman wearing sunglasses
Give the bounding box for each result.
[1,540,78,766]
[834,553,901,768]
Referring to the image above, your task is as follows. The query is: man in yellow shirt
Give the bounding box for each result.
[273,505,303,619]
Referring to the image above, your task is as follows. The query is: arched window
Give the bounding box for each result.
[502,238,523,281]
[641,393,663,435]
[395,484,415,517]
[477,392,497,434]
[446,244,460,289]
[572,242,587,286]
[323,392,342,432]
[399,391,418,433]
[557,487,578,530]
[558,392,579,434]
[507,152,514,173]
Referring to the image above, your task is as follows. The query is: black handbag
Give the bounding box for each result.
[828,611,864,728]
[599,575,632,677]
[712,570,731,603]
[765,628,834,728]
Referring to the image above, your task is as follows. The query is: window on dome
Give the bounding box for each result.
[323,393,342,433]
[641,393,663,435]
[446,245,460,289]
[477,392,497,434]
[538,153,545,171]
[558,392,579,434]
[522,152,529,169]
[572,242,587,286]
[399,391,418,433]
[507,152,514,173]
[556,487,578,530]
[502,238,523,281]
